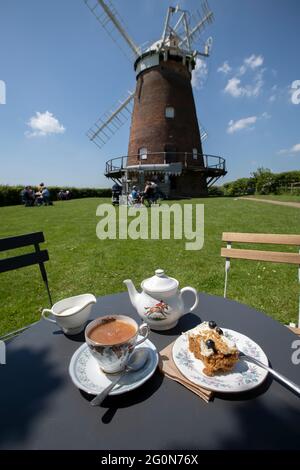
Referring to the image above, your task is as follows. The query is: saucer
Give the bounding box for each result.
[69,337,158,396]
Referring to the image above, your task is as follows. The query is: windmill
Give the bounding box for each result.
[84,0,226,197]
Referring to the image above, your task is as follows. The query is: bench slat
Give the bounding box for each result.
[222,233,300,245]
[0,232,45,252]
[0,250,49,273]
[221,248,300,265]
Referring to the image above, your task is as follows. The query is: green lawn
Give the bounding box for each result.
[0,197,299,335]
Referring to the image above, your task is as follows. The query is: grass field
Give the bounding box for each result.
[0,197,299,335]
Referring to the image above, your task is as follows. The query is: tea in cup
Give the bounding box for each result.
[42,293,96,335]
[85,315,149,373]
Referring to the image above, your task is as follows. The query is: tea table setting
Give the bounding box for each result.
[0,269,299,450]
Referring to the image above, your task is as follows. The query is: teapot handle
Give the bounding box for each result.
[180,287,199,313]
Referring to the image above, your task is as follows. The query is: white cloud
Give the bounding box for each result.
[292,143,300,152]
[244,54,264,69]
[192,58,208,89]
[261,111,271,119]
[224,71,264,98]
[25,111,65,137]
[223,53,265,98]
[269,84,277,102]
[238,65,247,76]
[224,77,244,97]
[278,143,300,155]
[227,111,270,134]
[217,61,231,74]
[238,54,264,76]
[227,116,257,134]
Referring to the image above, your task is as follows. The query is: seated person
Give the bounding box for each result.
[141,181,154,204]
[42,187,51,205]
[58,189,64,200]
[130,186,140,203]
[34,190,43,206]
[21,186,33,206]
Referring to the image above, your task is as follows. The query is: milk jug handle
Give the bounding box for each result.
[42,309,56,324]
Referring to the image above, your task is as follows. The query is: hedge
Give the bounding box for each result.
[0,185,112,207]
[222,170,300,197]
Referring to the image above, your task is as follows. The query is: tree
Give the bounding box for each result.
[251,167,275,194]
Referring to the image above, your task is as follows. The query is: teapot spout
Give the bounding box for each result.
[124,279,139,309]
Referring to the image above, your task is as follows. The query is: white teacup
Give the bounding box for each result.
[42,293,96,335]
[85,315,149,374]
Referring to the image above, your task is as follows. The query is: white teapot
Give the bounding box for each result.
[124,269,198,330]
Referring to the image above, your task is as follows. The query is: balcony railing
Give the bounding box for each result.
[105,153,226,175]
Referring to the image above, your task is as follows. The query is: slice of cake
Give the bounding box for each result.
[186,321,239,376]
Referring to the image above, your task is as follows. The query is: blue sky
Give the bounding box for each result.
[0,0,299,188]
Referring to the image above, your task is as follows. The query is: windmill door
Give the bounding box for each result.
[164,145,177,164]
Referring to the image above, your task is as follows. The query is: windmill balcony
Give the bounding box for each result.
[105,153,226,181]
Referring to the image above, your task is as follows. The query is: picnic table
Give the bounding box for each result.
[0,292,299,450]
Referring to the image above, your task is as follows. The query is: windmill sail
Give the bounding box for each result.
[179,1,214,53]
[84,0,140,60]
[87,89,208,150]
[87,92,134,149]
[200,123,208,142]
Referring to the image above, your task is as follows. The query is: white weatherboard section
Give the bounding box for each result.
[136,54,160,75]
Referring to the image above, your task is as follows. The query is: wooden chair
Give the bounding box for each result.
[221,233,300,329]
[0,232,52,340]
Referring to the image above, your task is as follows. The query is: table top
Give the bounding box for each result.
[0,292,299,450]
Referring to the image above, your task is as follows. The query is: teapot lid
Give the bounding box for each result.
[141,269,178,293]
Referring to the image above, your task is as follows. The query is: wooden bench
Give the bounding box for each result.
[221,233,300,329]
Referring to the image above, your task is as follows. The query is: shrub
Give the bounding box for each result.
[208,186,224,197]
[221,169,300,197]
[223,178,255,197]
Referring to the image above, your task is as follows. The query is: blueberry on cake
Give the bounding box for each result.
[187,321,239,376]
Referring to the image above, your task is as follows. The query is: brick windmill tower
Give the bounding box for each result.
[85,0,226,197]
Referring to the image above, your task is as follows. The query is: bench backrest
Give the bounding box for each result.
[221,232,300,265]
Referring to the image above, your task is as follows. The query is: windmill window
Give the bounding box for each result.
[139,148,148,160]
[165,107,175,119]
[193,148,198,160]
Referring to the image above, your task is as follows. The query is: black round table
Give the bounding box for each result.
[0,292,299,450]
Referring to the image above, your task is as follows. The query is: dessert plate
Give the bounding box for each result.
[69,337,158,396]
[172,329,268,393]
